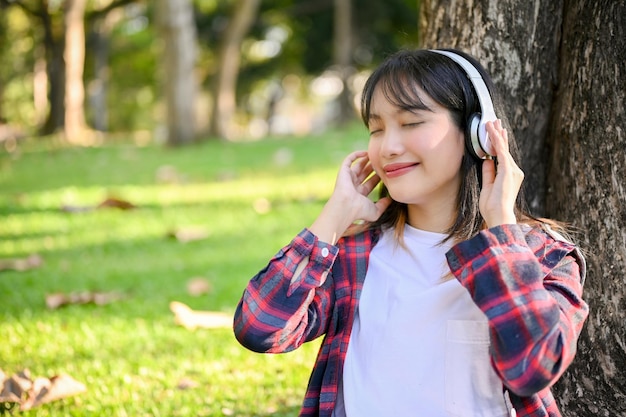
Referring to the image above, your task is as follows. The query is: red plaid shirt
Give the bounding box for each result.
[234,224,588,416]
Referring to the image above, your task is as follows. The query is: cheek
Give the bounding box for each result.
[440,128,465,160]
[367,142,381,169]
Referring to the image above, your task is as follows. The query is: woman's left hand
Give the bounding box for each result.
[479,119,525,228]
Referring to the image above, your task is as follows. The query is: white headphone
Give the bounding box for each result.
[431,50,497,159]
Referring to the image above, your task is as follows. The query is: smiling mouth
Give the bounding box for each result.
[383,162,419,178]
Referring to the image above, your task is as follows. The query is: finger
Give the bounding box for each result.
[350,154,370,177]
[482,158,496,186]
[373,196,392,218]
[488,120,510,156]
[343,150,368,169]
[490,132,518,175]
[360,171,381,195]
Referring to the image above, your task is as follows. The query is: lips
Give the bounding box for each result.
[383,162,419,178]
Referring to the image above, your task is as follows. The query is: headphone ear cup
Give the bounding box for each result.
[465,113,482,158]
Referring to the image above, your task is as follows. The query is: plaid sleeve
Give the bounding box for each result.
[233,228,339,354]
[446,224,589,397]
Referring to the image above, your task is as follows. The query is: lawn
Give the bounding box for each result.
[0,124,369,416]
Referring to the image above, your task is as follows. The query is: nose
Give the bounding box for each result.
[379,128,404,158]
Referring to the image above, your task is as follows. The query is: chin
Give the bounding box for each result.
[386,189,418,205]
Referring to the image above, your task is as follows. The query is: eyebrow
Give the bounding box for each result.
[369,107,430,121]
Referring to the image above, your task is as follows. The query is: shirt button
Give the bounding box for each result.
[321,247,329,258]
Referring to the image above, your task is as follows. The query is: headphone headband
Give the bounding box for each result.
[430,49,497,158]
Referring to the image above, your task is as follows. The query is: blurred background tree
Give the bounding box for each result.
[0,0,418,144]
[157,0,198,145]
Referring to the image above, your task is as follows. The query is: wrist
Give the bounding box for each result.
[485,213,517,228]
[310,198,359,244]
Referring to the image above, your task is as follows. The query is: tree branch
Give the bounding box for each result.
[87,0,139,21]
[0,0,41,17]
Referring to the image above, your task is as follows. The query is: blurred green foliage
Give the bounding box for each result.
[0,0,418,136]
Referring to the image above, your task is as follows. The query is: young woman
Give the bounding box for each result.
[233,48,588,417]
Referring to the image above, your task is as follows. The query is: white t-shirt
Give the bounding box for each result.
[333,225,508,417]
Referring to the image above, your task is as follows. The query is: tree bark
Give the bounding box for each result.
[90,25,110,132]
[39,1,66,135]
[89,0,120,133]
[157,0,198,146]
[0,11,6,122]
[64,0,89,144]
[209,0,261,140]
[420,0,562,215]
[421,0,626,414]
[546,0,626,414]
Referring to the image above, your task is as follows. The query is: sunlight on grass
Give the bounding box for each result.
[0,168,337,256]
[0,126,365,416]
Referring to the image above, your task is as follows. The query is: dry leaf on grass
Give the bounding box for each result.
[0,369,31,403]
[155,165,186,184]
[252,197,272,214]
[96,197,137,210]
[0,254,43,273]
[176,377,199,390]
[21,374,86,410]
[45,291,124,309]
[186,277,212,296]
[61,196,137,213]
[166,228,210,243]
[0,369,85,411]
[169,301,232,330]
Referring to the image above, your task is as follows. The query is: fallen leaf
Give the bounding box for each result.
[176,377,199,390]
[0,370,85,411]
[252,198,272,214]
[0,369,32,406]
[45,293,69,310]
[0,370,23,403]
[60,204,95,213]
[45,291,124,309]
[61,196,137,213]
[186,277,212,296]
[166,228,210,243]
[0,254,43,272]
[169,301,232,330]
[96,197,136,210]
[155,165,185,184]
[21,374,86,411]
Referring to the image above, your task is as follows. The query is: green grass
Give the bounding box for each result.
[0,124,368,416]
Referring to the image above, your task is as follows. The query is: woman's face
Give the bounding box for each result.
[367,84,465,210]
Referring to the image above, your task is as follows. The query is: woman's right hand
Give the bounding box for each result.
[310,151,392,244]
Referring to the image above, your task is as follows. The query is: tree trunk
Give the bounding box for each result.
[40,4,66,136]
[90,23,110,132]
[546,0,626,414]
[333,0,354,126]
[421,0,626,414]
[0,11,6,122]
[209,0,261,140]
[34,46,49,126]
[420,0,562,215]
[156,0,198,146]
[89,1,120,133]
[64,0,89,144]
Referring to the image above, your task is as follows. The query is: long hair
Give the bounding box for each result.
[359,48,534,243]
